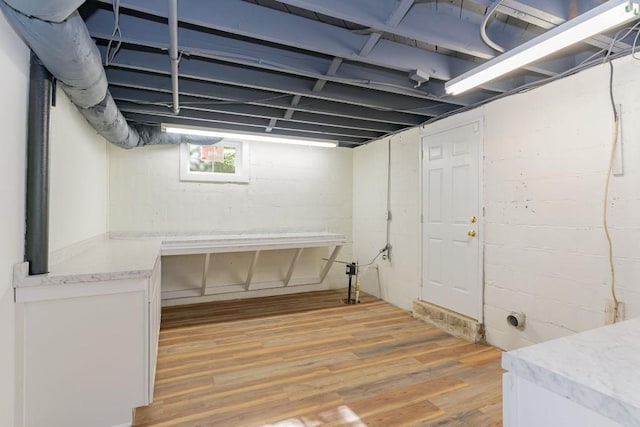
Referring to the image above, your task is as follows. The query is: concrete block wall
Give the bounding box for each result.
[483,55,640,350]
[0,12,29,427]
[50,87,109,252]
[352,55,640,351]
[353,128,421,311]
[108,142,353,288]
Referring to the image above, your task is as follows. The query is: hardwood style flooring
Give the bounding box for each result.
[134,290,503,427]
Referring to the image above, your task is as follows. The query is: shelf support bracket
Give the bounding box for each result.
[245,250,261,290]
[200,253,211,296]
[319,245,342,283]
[284,248,304,286]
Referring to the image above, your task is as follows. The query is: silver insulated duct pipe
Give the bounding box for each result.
[0,0,218,148]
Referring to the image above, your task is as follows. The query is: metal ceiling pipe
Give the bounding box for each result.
[168,0,180,114]
[25,53,52,276]
[0,0,216,148]
[2,0,84,23]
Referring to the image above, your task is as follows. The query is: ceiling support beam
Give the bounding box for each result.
[283,95,301,120]
[265,118,277,132]
[110,86,403,133]
[272,0,570,77]
[386,0,415,25]
[312,57,343,92]
[91,0,537,93]
[358,34,381,57]
[84,8,505,104]
[112,87,400,131]
[358,0,413,57]
[105,69,427,126]
[96,45,457,117]
[119,102,384,139]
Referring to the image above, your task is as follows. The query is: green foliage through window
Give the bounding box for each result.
[189,145,236,174]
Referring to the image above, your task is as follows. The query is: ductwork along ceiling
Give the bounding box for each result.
[2,0,637,148]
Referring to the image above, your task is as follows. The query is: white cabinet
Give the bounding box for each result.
[503,373,621,427]
[148,258,162,402]
[502,319,640,427]
[14,238,162,427]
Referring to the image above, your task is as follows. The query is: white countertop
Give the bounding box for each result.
[111,231,348,255]
[16,238,162,287]
[502,317,640,426]
[15,231,346,287]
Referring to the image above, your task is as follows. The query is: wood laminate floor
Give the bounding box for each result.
[134,290,503,427]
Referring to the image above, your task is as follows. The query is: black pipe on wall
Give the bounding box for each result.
[25,52,52,276]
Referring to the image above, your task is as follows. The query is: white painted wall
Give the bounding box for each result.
[353,128,421,311]
[0,17,109,426]
[0,12,29,427]
[109,142,353,287]
[483,55,640,350]
[353,55,640,351]
[49,87,109,252]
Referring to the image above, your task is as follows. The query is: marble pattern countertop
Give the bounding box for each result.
[502,318,640,426]
[16,231,346,287]
[16,238,162,286]
[111,231,348,256]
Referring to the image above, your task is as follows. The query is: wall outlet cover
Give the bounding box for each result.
[605,300,625,325]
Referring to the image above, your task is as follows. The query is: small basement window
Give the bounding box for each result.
[180,140,249,183]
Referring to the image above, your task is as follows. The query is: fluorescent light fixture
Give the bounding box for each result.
[163,125,338,148]
[445,0,640,95]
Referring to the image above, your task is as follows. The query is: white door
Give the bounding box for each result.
[421,118,482,320]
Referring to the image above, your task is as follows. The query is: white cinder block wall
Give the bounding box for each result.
[353,55,640,351]
[49,87,109,252]
[0,12,29,427]
[108,142,353,287]
[483,55,640,350]
[353,128,421,311]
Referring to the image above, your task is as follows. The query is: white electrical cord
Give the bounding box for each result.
[105,0,122,66]
[603,60,620,323]
[481,0,506,53]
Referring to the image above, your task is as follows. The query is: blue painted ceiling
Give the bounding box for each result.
[79,0,624,147]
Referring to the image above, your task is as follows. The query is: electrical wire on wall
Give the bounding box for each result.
[603,60,621,323]
[385,136,392,259]
[596,20,640,323]
[358,136,393,269]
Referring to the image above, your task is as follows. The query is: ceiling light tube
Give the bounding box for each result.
[445,0,639,95]
[163,125,339,148]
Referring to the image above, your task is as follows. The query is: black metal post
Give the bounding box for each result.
[343,262,357,304]
[25,52,52,275]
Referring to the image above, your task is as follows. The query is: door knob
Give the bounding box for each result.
[470,216,477,224]
[467,230,477,237]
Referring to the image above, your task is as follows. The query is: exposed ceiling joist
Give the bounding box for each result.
[84,8,502,106]
[125,112,370,146]
[110,87,403,133]
[96,44,458,118]
[105,69,427,126]
[77,0,634,147]
[273,0,574,77]
[91,0,533,92]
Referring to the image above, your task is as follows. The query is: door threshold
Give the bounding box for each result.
[412,300,484,343]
